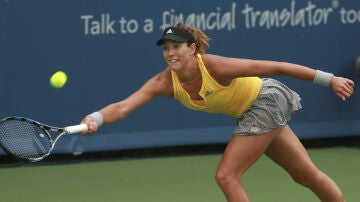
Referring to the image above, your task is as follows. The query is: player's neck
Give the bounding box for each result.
[178,60,201,84]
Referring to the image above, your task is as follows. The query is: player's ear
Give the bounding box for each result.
[190,42,196,55]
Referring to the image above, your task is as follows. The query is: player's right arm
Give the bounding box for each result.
[81,68,173,134]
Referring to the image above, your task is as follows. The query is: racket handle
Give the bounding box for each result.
[65,124,88,134]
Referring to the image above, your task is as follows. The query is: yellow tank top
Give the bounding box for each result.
[171,54,262,118]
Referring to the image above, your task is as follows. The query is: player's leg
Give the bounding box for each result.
[265,125,345,202]
[215,126,284,202]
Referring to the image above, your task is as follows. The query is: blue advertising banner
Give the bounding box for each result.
[1,0,360,154]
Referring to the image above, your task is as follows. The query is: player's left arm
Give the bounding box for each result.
[204,54,355,100]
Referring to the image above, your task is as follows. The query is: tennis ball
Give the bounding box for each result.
[50,71,67,88]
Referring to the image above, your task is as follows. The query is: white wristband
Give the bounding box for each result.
[313,70,334,87]
[87,111,103,127]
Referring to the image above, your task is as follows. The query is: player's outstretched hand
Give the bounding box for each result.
[331,77,355,101]
[80,116,99,135]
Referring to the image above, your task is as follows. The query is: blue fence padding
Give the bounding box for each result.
[52,120,360,154]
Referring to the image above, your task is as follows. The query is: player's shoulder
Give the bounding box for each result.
[201,54,231,73]
[201,54,230,68]
[147,68,173,97]
[201,54,243,84]
[154,67,172,83]
[201,53,227,60]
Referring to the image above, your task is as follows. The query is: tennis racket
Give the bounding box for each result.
[0,116,87,162]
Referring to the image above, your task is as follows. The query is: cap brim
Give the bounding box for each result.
[156,35,188,46]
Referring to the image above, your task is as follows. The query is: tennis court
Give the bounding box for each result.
[0,147,359,202]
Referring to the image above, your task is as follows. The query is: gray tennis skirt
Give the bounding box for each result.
[233,78,302,135]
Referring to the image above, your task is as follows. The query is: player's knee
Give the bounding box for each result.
[215,172,231,188]
[215,169,241,188]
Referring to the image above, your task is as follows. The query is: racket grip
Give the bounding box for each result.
[65,124,88,134]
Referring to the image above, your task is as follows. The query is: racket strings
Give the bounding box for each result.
[0,120,52,160]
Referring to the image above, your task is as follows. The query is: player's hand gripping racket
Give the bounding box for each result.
[0,116,87,162]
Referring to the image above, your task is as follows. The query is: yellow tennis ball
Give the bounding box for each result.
[50,71,67,88]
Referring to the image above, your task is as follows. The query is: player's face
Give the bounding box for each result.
[162,41,194,71]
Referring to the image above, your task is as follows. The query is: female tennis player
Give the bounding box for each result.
[81,24,354,201]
